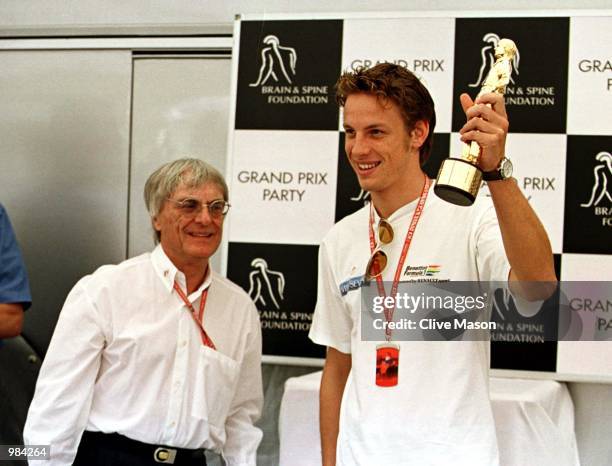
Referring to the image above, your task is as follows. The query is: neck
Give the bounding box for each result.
[371,167,427,219]
[161,245,209,294]
[183,262,209,294]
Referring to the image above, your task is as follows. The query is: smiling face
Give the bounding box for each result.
[153,181,225,271]
[343,92,424,200]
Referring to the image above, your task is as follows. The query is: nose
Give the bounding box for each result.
[194,205,214,224]
[347,132,370,158]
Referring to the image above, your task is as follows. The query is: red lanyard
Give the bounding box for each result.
[368,177,431,340]
[173,282,216,350]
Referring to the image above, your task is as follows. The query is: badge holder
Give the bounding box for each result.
[375,343,400,387]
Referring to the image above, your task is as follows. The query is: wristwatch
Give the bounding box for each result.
[483,156,513,181]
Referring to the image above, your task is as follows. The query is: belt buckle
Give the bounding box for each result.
[154,447,177,464]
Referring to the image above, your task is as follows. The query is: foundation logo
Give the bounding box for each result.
[491,287,547,322]
[576,150,612,230]
[580,151,612,209]
[235,20,342,130]
[226,242,321,358]
[249,35,297,87]
[469,33,520,88]
[453,17,569,134]
[248,258,286,310]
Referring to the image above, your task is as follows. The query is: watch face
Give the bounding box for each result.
[501,158,513,179]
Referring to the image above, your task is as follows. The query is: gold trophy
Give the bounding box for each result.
[434,38,518,206]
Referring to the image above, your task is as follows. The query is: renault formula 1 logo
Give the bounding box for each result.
[469,32,520,88]
[249,35,297,87]
[248,258,286,309]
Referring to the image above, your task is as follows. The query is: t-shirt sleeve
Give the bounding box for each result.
[473,201,511,283]
[0,205,32,309]
[309,240,353,354]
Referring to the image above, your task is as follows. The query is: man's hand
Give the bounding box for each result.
[0,303,24,338]
[459,91,557,289]
[459,92,509,172]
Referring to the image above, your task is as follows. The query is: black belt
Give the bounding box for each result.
[80,431,206,465]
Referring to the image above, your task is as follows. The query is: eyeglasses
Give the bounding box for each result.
[166,197,231,218]
[365,218,394,281]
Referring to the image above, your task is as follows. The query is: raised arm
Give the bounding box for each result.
[459,92,557,299]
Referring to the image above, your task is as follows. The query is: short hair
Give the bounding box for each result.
[335,63,437,164]
[144,157,228,243]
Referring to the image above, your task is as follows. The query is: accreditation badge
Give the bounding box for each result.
[375,343,400,387]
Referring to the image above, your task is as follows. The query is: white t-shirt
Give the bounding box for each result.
[310,187,510,466]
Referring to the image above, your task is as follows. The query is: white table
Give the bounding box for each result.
[279,371,580,466]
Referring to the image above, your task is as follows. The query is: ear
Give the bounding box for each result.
[410,120,429,150]
[152,215,162,233]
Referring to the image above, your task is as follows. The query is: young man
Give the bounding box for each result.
[24,158,263,466]
[309,63,556,465]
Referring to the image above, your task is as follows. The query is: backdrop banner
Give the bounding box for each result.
[223,11,612,381]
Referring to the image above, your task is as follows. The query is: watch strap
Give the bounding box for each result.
[483,157,511,181]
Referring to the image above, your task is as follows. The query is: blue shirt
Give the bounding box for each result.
[0,204,32,345]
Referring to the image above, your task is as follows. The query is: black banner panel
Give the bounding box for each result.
[452,17,569,134]
[563,135,612,255]
[235,20,343,130]
[227,242,323,359]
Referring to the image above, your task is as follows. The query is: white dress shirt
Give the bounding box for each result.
[24,245,263,466]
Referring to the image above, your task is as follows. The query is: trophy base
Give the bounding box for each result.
[434,158,483,206]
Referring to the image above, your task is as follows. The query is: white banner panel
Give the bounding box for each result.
[455,133,567,254]
[229,130,339,245]
[341,17,455,132]
[567,16,612,135]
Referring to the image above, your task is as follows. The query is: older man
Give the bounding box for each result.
[24,158,263,466]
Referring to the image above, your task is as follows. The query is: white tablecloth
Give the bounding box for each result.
[279,371,580,466]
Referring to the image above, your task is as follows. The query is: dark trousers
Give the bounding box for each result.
[74,431,207,466]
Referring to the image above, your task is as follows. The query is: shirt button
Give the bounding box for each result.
[180,340,187,347]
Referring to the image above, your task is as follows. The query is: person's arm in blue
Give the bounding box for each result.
[0,204,32,338]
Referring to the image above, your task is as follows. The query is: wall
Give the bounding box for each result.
[0,0,610,35]
[1,2,610,465]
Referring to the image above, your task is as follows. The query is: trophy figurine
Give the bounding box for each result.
[434,38,518,206]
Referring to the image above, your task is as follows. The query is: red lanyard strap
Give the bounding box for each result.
[173,282,216,350]
[368,177,431,340]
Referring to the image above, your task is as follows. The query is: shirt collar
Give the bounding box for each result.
[151,244,213,298]
[371,197,420,225]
